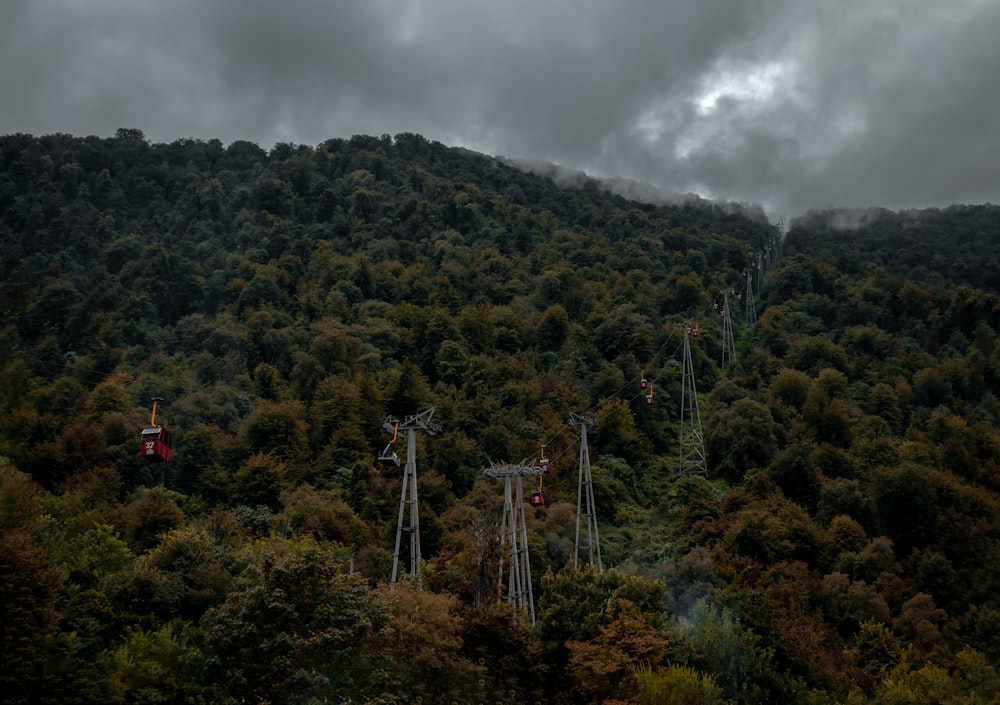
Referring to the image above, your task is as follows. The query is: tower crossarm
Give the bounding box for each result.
[397,406,442,435]
[483,459,542,478]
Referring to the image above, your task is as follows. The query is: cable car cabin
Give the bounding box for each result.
[645,387,655,405]
[640,377,649,389]
[539,457,551,473]
[140,427,172,463]
[530,488,546,506]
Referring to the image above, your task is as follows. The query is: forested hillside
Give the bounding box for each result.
[2,130,999,704]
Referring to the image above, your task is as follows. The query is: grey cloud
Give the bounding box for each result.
[1,0,997,217]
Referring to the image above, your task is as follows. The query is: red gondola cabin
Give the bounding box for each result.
[530,488,545,506]
[140,427,172,462]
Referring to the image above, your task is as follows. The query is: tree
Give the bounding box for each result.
[232,452,291,510]
[459,604,548,704]
[0,528,64,702]
[802,369,853,447]
[106,623,219,704]
[202,539,393,704]
[251,362,288,400]
[682,600,791,705]
[565,599,673,703]
[538,303,571,350]
[237,400,308,460]
[722,501,823,566]
[873,464,938,553]
[633,663,728,705]
[846,620,901,692]
[114,127,147,142]
[705,397,778,482]
[870,647,1000,704]
[767,441,823,510]
[120,486,185,553]
[279,484,367,545]
[769,368,811,411]
[144,526,233,618]
[787,336,848,376]
[535,566,666,677]
[381,585,480,702]
[385,359,432,416]
[83,374,131,419]
[892,592,947,654]
[48,522,135,587]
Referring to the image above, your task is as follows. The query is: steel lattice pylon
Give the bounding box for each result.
[483,460,541,625]
[679,324,708,477]
[570,412,602,571]
[383,407,441,587]
[720,291,737,376]
[744,267,758,326]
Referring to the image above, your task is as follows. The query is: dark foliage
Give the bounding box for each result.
[1,130,999,704]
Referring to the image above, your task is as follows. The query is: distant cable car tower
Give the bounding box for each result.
[483,459,542,625]
[679,323,708,477]
[569,412,602,570]
[383,407,441,586]
[743,266,758,326]
[720,291,737,376]
[756,250,765,295]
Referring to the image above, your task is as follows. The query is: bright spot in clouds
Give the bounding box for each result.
[694,60,793,116]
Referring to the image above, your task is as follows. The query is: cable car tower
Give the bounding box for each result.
[569,412,602,570]
[679,323,708,477]
[383,407,442,586]
[720,290,737,376]
[483,459,542,625]
[743,267,758,326]
[756,250,765,296]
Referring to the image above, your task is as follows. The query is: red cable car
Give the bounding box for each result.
[140,397,171,462]
[645,384,654,405]
[532,458,547,506]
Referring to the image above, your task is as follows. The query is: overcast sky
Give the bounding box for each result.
[2,0,998,218]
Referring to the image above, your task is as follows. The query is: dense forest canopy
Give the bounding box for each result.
[1,129,999,704]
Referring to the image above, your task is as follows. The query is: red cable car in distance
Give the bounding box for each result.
[539,445,551,473]
[140,397,172,463]
[532,447,550,505]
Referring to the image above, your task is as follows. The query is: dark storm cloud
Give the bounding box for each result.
[1,0,997,216]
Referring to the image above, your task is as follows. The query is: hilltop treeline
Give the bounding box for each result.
[1,130,999,704]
